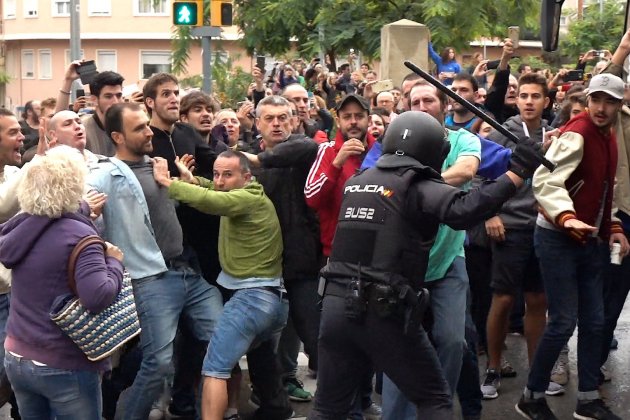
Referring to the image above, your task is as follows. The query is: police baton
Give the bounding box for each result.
[403,60,556,172]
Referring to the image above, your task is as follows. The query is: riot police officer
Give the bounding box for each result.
[308,111,546,420]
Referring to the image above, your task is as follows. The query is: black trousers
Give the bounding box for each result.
[308,293,452,420]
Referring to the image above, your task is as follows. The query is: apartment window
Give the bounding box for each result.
[39,50,52,79]
[22,50,35,79]
[53,0,71,17]
[25,0,38,17]
[88,0,112,16]
[97,50,117,72]
[4,0,16,19]
[135,0,168,15]
[65,49,85,68]
[560,16,568,26]
[212,51,230,65]
[140,51,171,79]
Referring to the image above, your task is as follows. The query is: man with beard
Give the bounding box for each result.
[305,93,376,259]
[445,73,480,130]
[0,109,26,415]
[307,111,544,420]
[304,93,381,417]
[380,79,482,420]
[84,71,125,156]
[516,73,628,420]
[18,100,40,151]
[54,63,126,157]
[88,102,224,420]
[244,96,321,404]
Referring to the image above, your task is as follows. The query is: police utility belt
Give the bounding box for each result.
[318,275,429,335]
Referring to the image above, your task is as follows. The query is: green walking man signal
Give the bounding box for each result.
[173,1,203,26]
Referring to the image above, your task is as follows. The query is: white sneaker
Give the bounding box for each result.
[545,381,565,396]
[550,350,569,385]
[481,369,500,399]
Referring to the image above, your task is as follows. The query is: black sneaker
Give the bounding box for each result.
[574,399,621,420]
[515,394,558,420]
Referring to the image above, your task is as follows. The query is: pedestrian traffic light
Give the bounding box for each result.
[210,0,233,27]
[173,1,203,26]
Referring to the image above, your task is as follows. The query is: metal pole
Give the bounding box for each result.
[403,60,556,172]
[202,36,212,94]
[70,0,81,61]
[193,27,221,94]
[318,25,325,64]
[69,0,81,100]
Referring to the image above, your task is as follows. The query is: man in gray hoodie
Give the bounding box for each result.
[481,73,556,399]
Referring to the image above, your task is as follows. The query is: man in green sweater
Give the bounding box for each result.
[153,149,289,420]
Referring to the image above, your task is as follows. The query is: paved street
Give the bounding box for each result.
[0,297,628,419]
[235,296,630,420]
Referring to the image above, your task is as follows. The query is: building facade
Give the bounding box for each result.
[0,0,248,111]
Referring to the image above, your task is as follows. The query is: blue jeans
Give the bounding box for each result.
[116,267,223,419]
[426,256,468,392]
[527,227,606,393]
[4,352,101,419]
[203,287,288,378]
[381,257,468,420]
[0,293,10,403]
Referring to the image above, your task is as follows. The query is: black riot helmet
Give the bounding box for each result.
[377,111,450,173]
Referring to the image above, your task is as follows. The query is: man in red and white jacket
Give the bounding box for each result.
[517,73,630,420]
[304,94,376,258]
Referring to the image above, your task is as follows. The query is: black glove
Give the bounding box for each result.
[509,141,546,179]
[210,124,229,146]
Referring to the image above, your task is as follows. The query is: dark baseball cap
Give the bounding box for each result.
[336,93,370,113]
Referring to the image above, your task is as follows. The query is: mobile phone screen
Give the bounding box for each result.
[256,56,266,71]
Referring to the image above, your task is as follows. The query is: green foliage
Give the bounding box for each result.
[177,56,252,108]
[510,55,556,73]
[171,0,539,75]
[171,25,196,76]
[234,0,539,59]
[0,70,11,85]
[559,1,624,60]
[210,55,253,109]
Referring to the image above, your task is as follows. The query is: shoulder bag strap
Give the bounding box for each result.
[67,235,107,295]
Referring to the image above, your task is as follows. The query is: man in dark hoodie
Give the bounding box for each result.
[481,73,555,400]
[243,95,321,402]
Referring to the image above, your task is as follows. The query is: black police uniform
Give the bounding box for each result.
[308,162,518,420]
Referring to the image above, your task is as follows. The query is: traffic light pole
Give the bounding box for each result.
[70,0,82,101]
[192,26,222,94]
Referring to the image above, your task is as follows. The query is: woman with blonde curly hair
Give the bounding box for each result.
[0,146,124,419]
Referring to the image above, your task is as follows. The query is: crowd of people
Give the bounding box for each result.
[0,27,628,420]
